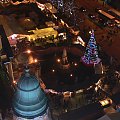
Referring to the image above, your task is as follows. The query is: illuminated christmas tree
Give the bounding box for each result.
[81,30,100,65]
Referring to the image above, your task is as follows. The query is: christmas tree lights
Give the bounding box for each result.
[81,30,100,65]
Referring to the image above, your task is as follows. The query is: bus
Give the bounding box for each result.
[98,10,115,20]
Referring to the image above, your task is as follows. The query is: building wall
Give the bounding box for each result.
[108,0,120,10]
[13,108,51,120]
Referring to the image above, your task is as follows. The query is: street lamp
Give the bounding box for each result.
[57,59,61,63]
[70,74,73,77]
[74,63,77,66]
[95,86,98,92]
[26,49,31,54]
[34,59,38,63]
[89,30,92,34]
[13,80,17,84]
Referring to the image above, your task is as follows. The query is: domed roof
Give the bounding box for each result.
[17,69,39,91]
[13,67,48,119]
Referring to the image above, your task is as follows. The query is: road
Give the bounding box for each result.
[74,0,120,63]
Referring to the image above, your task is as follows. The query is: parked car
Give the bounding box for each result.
[98,19,107,27]
[88,14,96,19]
[79,7,86,12]
[107,22,115,27]
[95,7,101,12]
[116,23,120,28]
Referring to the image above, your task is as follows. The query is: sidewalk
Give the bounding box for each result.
[49,92,97,120]
[96,0,120,12]
[96,0,111,9]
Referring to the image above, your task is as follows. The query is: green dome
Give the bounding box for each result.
[13,68,48,119]
[17,71,39,91]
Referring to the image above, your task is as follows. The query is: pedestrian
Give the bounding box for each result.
[63,99,67,111]
[76,103,78,108]
[79,97,81,105]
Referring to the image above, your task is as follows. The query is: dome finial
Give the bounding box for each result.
[24,63,30,76]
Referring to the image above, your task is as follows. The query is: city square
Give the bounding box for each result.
[0,0,120,120]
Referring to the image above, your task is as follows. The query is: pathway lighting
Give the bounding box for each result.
[34,59,38,63]
[57,59,61,63]
[13,80,17,84]
[26,49,31,54]
[74,63,77,66]
[89,30,92,34]
[70,74,73,77]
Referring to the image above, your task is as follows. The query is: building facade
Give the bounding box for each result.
[13,67,50,120]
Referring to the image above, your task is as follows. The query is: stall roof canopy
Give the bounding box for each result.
[28,27,58,40]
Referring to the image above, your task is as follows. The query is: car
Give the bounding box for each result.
[95,7,101,12]
[116,23,120,28]
[98,19,107,27]
[115,19,120,24]
[88,14,96,19]
[107,22,115,27]
[79,7,86,12]
[106,21,115,27]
